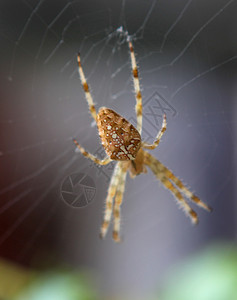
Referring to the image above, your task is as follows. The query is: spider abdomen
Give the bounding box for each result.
[97,107,141,161]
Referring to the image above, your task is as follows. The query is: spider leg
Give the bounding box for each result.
[160,175,198,224]
[113,163,128,242]
[143,114,167,150]
[73,138,111,165]
[144,152,199,224]
[152,158,212,212]
[128,40,143,134]
[77,53,97,121]
[100,163,122,239]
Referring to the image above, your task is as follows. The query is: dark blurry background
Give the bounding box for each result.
[0,0,236,299]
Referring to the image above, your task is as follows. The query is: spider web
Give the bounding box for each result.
[0,0,236,298]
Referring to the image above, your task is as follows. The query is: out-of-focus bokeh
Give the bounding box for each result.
[159,244,237,300]
[0,0,236,299]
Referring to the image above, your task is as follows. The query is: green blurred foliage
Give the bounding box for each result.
[15,270,97,300]
[159,243,237,300]
[1,243,237,300]
[0,260,98,300]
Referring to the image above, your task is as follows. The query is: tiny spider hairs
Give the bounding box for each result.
[73,37,212,243]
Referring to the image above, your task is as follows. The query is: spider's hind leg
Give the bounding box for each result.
[100,163,122,240]
[153,158,212,212]
[144,151,200,224]
[159,175,198,224]
[113,163,128,242]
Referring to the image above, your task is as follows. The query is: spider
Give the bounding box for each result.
[73,38,212,243]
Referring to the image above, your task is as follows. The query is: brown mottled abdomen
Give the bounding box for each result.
[97,107,141,161]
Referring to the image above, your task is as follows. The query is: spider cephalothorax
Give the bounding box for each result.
[73,38,212,243]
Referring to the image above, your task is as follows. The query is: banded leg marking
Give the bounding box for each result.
[113,165,128,242]
[100,164,122,239]
[159,175,198,224]
[153,159,212,212]
[77,54,97,121]
[144,152,200,224]
[73,138,111,165]
[128,40,143,134]
[143,114,167,150]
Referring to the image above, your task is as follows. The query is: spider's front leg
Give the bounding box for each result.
[73,138,111,165]
[128,40,143,134]
[77,53,97,121]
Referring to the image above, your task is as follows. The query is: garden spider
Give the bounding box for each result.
[73,38,212,243]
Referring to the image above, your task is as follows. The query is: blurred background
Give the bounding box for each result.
[0,0,236,299]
